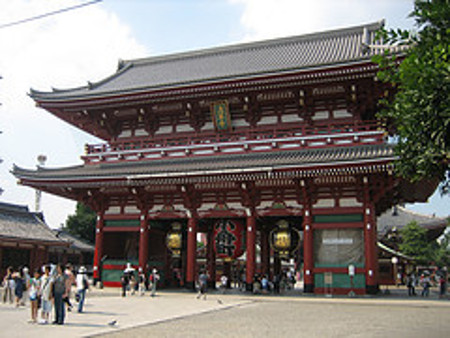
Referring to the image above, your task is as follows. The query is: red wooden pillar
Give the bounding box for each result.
[138,212,149,274]
[93,212,104,281]
[302,203,314,293]
[246,214,256,291]
[363,178,378,294]
[186,216,197,290]
[206,229,216,288]
[260,227,270,277]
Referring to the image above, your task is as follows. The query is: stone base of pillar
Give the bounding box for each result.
[245,282,253,292]
[185,281,196,291]
[366,284,379,295]
[304,283,314,293]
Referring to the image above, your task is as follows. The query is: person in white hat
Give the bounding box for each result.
[76,267,89,313]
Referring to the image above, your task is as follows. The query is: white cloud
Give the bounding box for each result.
[230,0,415,41]
[0,0,148,227]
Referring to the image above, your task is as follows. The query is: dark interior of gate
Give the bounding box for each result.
[100,214,367,295]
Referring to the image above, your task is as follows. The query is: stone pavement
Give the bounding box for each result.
[0,287,448,338]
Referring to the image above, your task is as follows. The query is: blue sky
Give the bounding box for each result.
[0,0,448,227]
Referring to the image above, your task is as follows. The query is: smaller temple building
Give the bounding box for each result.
[0,202,67,278]
[49,229,95,268]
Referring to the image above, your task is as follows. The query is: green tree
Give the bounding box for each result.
[63,202,97,244]
[433,228,450,266]
[373,0,450,194]
[399,221,434,264]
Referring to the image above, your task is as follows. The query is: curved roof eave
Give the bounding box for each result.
[28,20,395,105]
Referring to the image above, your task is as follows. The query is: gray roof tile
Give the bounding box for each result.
[13,144,395,183]
[31,21,391,101]
[0,202,66,244]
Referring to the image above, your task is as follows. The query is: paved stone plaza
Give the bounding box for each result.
[0,288,449,337]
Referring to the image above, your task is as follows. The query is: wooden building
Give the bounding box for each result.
[49,229,95,267]
[13,21,437,294]
[0,202,67,278]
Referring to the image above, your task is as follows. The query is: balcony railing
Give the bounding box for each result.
[83,120,385,164]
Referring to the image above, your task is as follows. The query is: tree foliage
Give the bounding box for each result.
[373,0,450,194]
[63,202,96,244]
[399,221,434,264]
[399,220,450,266]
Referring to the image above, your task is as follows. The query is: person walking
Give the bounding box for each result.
[2,266,14,304]
[407,272,417,296]
[52,264,67,325]
[220,274,228,294]
[39,265,53,325]
[439,267,447,299]
[138,271,146,296]
[28,269,41,323]
[76,266,89,313]
[121,263,134,297]
[149,268,160,297]
[421,272,431,297]
[14,268,25,307]
[197,271,208,300]
[63,263,75,312]
[22,267,30,305]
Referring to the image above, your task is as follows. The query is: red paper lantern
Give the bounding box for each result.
[214,219,244,260]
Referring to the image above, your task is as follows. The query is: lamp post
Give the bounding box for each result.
[35,155,47,212]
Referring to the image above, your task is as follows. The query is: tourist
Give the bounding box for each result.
[407,272,417,296]
[120,271,130,297]
[421,272,431,297]
[39,265,53,324]
[220,274,228,294]
[197,271,208,300]
[138,271,146,296]
[76,266,89,313]
[439,267,447,299]
[130,274,137,295]
[63,263,75,311]
[28,269,41,323]
[261,275,269,294]
[149,267,160,297]
[253,274,261,294]
[121,263,134,297]
[52,264,67,325]
[2,266,14,304]
[14,268,25,307]
[22,267,31,305]
[272,274,280,294]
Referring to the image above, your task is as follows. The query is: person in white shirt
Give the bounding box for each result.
[220,275,228,294]
[39,266,53,324]
[76,266,89,313]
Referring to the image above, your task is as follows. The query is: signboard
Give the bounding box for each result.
[322,238,353,245]
[210,100,232,131]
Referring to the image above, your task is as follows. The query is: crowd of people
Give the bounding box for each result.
[1,263,89,325]
[405,267,448,298]
[120,263,161,298]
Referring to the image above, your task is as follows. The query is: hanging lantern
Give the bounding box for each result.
[270,219,301,259]
[166,222,182,257]
[214,219,244,261]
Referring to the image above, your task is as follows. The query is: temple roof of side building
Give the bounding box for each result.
[377,206,448,240]
[0,202,67,246]
[52,229,95,253]
[13,144,395,184]
[30,20,394,102]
